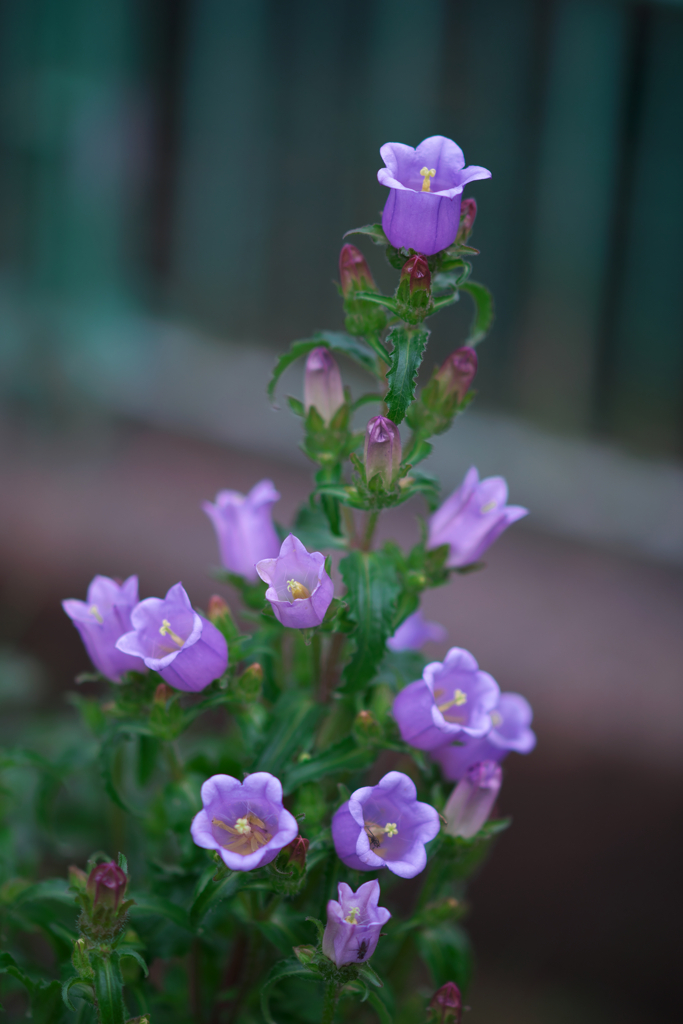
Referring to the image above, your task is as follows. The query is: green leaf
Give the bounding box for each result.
[188,870,243,929]
[293,504,348,551]
[267,332,378,407]
[62,975,92,1012]
[13,878,73,906]
[91,952,126,1024]
[253,691,325,775]
[343,223,388,246]
[416,923,473,992]
[385,326,430,425]
[460,280,494,346]
[128,893,192,932]
[368,991,393,1024]
[260,958,319,1024]
[339,550,401,693]
[283,737,375,794]
[115,947,148,977]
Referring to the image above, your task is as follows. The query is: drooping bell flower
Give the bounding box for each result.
[432,692,536,780]
[322,880,391,967]
[256,534,334,629]
[364,415,401,488]
[377,136,491,255]
[443,761,502,839]
[332,770,440,878]
[116,582,228,692]
[190,772,298,872]
[203,479,281,581]
[304,347,345,425]
[62,575,145,682]
[387,610,447,651]
[392,647,499,751]
[427,467,528,568]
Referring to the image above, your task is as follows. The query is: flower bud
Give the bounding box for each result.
[282,835,309,873]
[433,347,478,404]
[364,416,402,488]
[68,865,88,891]
[427,981,462,1024]
[339,244,377,297]
[86,862,127,911]
[304,347,345,425]
[293,944,317,966]
[443,760,502,839]
[352,709,382,743]
[455,197,477,245]
[231,662,263,702]
[207,595,229,622]
[398,255,431,302]
[154,682,174,704]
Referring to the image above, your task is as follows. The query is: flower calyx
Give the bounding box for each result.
[72,855,134,945]
[395,255,433,324]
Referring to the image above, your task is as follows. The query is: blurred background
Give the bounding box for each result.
[0,0,682,1021]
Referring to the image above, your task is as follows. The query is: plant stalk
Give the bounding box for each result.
[321,981,341,1024]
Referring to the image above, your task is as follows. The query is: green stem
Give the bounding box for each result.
[360,511,379,551]
[164,741,184,783]
[363,332,389,368]
[321,982,340,1024]
[91,952,126,1024]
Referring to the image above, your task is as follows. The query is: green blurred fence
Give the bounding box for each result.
[1,0,682,455]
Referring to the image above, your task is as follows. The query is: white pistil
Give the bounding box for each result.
[159,618,185,647]
[287,579,311,601]
[345,906,361,924]
[420,166,436,192]
[480,500,497,514]
[89,604,103,624]
[438,689,467,713]
[384,822,398,837]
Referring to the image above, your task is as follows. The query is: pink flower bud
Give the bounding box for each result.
[304,347,345,425]
[339,244,377,297]
[364,415,402,488]
[283,835,309,872]
[427,981,462,1024]
[455,197,477,245]
[399,254,431,299]
[86,862,127,911]
[443,760,502,838]
[434,347,478,403]
[207,595,230,622]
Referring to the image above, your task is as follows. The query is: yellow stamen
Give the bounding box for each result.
[287,579,311,601]
[490,710,503,727]
[420,166,436,192]
[89,604,103,624]
[212,812,273,856]
[438,689,468,713]
[481,500,497,514]
[234,816,252,835]
[159,618,185,647]
[212,817,233,833]
[345,906,361,924]
[384,822,398,837]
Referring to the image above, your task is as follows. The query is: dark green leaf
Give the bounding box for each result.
[283,737,375,794]
[293,504,348,551]
[260,958,320,1024]
[368,990,393,1024]
[385,326,430,425]
[128,893,192,932]
[253,691,325,775]
[13,878,73,906]
[91,952,126,1024]
[268,333,378,407]
[460,280,494,346]
[339,550,401,693]
[416,923,472,992]
[188,871,243,928]
[343,223,388,246]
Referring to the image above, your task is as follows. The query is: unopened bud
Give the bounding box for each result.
[71,937,94,980]
[304,347,345,425]
[427,981,462,1024]
[396,255,432,323]
[231,662,263,702]
[68,865,88,891]
[86,862,127,911]
[283,835,309,873]
[339,244,377,298]
[455,198,477,245]
[364,416,402,488]
[293,944,317,966]
[443,761,502,839]
[154,683,173,704]
[434,347,478,404]
[353,709,382,743]
[207,595,229,622]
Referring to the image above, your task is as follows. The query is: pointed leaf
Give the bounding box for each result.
[368,991,393,1024]
[343,223,389,246]
[283,737,375,794]
[339,550,401,693]
[260,958,320,1024]
[253,691,325,775]
[416,923,472,992]
[115,947,148,977]
[460,280,494,346]
[268,332,378,406]
[385,326,430,424]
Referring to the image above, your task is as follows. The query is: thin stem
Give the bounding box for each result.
[321,982,341,1024]
[164,741,184,783]
[360,511,379,551]
[341,504,357,544]
[318,632,346,703]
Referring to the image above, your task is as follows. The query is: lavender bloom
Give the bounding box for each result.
[62,575,144,682]
[190,772,298,872]
[87,862,128,910]
[428,982,463,1024]
[332,771,440,879]
[428,467,528,568]
[392,647,499,751]
[322,880,391,967]
[116,582,227,693]
[387,610,447,651]
[378,136,491,255]
[365,415,402,488]
[304,347,345,425]
[256,534,333,629]
[443,761,502,839]
[203,479,281,581]
[432,692,537,780]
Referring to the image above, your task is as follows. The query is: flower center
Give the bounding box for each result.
[420,166,436,192]
[364,820,399,856]
[89,604,103,624]
[159,618,185,648]
[437,688,468,723]
[490,710,503,727]
[212,812,272,856]
[481,500,497,513]
[345,906,361,924]
[287,579,311,601]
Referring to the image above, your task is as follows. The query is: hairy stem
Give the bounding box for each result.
[321,981,341,1024]
[360,511,379,551]
[318,632,346,703]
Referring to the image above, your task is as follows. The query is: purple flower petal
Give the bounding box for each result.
[322,880,391,966]
[203,479,281,580]
[387,610,447,651]
[62,574,145,682]
[432,692,536,780]
[256,534,334,629]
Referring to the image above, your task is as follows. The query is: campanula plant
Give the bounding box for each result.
[1,134,536,1024]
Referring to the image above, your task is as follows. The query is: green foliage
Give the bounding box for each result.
[460,280,495,346]
[339,551,401,693]
[385,326,430,425]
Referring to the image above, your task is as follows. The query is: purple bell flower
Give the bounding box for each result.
[331,770,440,879]
[304,347,345,425]
[190,772,298,871]
[364,415,402,488]
[387,610,447,651]
[443,760,502,839]
[322,880,391,967]
[62,575,145,682]
[256,534,334,629]
[203,479,281,581]
[432,692,537,780]
[392,647,500,751]
[377,135,491,256]
[116,582,228,693]
[427,467,528,568]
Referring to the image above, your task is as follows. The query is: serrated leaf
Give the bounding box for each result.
[385,326,429,424]
[268,332,379,407]
[343,223,388,246]
[339,551,401,693]
[416,923,472,992]
[283,737,375,794]
[460,280,494,346]
[260,958,320,1024]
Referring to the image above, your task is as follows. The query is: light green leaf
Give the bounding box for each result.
[339,550,401,693]
[343,223,389,246]
[460,280,494,346]
[385,326,430,424]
